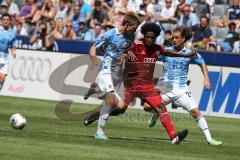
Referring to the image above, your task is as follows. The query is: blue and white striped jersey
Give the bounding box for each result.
[0,26,17,62]
[159,46,205,89]
[95,28,134,79]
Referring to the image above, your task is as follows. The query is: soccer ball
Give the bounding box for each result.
[9,113,27,130]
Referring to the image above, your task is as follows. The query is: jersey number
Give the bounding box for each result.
[185,92,192,97]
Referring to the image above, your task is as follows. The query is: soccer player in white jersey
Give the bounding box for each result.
[89,12,140,140]
[145,26,222,145]
[0,13,17,90]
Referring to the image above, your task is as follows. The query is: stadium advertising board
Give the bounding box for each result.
[1,49,239,118]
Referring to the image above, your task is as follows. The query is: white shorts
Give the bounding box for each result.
[0,58,9,75]
[158,81,198,112]
[96,71,123,100]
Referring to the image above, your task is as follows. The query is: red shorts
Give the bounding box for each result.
[124,85,163,110]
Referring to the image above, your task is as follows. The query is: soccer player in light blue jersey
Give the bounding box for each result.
[0,13,17,90]
[145,26,222,145]
[88,12,140,140]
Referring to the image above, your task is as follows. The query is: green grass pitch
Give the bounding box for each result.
[0,96,240,160]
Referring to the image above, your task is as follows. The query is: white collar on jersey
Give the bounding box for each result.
[0,26,11,32]
[177,46,187,53]
[115,26,121,35]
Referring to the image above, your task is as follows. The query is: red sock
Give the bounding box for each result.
[159,107,176,139]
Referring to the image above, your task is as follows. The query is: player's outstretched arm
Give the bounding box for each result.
[89,44,98,70]
[184,50,197,57]
[200,64,211,90]
[164,50,197,57]
[164,50,188,57]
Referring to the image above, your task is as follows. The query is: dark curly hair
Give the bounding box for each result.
[141,23,161,37]
[173,26,193,42]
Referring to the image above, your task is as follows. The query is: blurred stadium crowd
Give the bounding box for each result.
[0,0,239,53]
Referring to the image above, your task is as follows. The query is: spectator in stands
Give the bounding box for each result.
[159,0,177,24]
[77,0,92,23]
[112,8,126,26]
[194,0,210,18]
[92,0,109,25]
[65,0,74,22]
[27,21,37,36]
[214,0,240,28]
[232,41,240,53]
[15,21,28,35]
[17,0,37,23]
[103,21,115,31]
[206,42,222,52]
[64,22,76,40]
[49,20,56,31]
[6,0,19,17]
[76,19,88,40]
[51,20,64,39]
[127,0,142,13]
[224,22,240,49]
[112,0,127,14]
[175,0,187,19]
[32,0,57,22]
[177,4,199,27]
[144,0,155,16]
[30,21,55,51]
[84,22,103,41]
[71,5,82,32]
[163,30,173,47]
[137,10,147,24]
[55,0,68,22]
[0,4,8,23]
[139,3,147,15]
[215,22,240,52]
[191,16,212,49]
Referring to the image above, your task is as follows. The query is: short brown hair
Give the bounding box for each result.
[122,12,140,26]
[173,26,193,42]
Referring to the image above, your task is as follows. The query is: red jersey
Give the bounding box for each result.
[124,39,167,88]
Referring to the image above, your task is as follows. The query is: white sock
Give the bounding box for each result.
[96,105,111,135]
[196,115,212,142]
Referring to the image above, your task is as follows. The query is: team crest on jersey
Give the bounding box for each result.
[102,42,117,52]
[119,40,132,52]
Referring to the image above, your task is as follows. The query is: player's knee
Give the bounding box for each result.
[143,103,152,111]
[0,73,6,81]
[105,92,118,107]
[190,108,201,119]
[117,100,126,109]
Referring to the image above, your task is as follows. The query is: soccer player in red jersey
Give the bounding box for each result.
[123,23,190,144]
